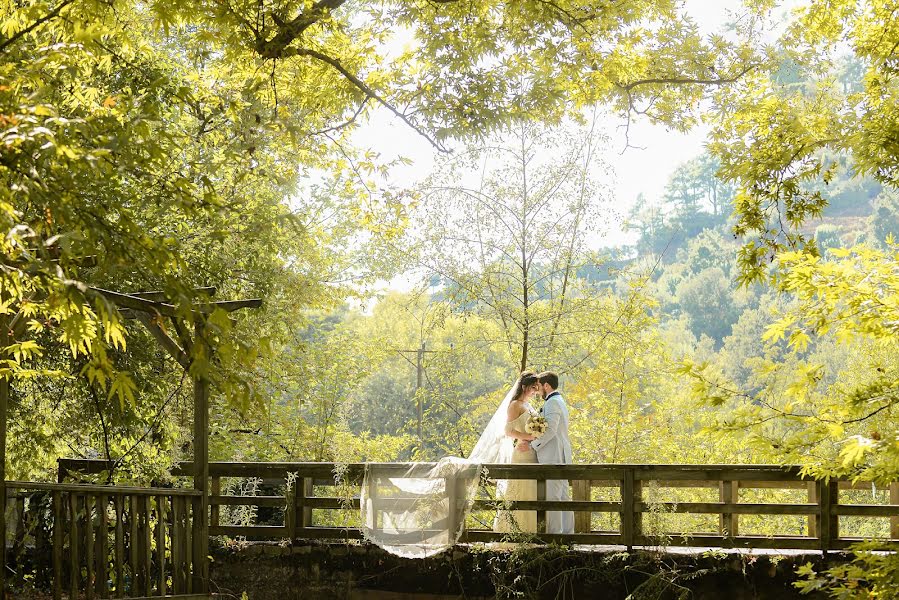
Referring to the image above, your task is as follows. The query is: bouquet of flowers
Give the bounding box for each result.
[525,412,547,438]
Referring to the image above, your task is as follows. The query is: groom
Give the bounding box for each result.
[530,371,574,534]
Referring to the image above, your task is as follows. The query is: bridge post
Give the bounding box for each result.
[816,479,838,553]
[294,477,313,539]
[719,480,738,538]
[536,478,547,535]
[807,481,817,538]
[621,468,641,550]
[572,480,590,533]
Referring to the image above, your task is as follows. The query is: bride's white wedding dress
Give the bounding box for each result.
[494,407,537,533]
[360,379,529,558]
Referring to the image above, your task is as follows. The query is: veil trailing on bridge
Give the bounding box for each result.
[360,380,518,558]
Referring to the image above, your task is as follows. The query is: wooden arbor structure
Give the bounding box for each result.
[0,286,260,598]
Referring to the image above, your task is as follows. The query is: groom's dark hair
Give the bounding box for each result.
[538,371,559,390]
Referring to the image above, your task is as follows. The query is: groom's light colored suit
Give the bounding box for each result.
[530,390,574,534]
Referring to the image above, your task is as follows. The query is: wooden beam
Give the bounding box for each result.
[93,288,182,318]
[171,317,194,355]
[134,313,190,370]
[92,287,261,318]
[130,287,217,302]
[207,299,263,312]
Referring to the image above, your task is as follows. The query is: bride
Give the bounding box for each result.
[360,371,540,558]
[494,371,540,534]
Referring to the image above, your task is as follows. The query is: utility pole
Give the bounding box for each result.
[398,341,436,449]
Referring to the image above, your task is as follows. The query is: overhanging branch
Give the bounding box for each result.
[292,47,449,152]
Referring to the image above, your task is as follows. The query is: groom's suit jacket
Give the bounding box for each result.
[531,391,572,464]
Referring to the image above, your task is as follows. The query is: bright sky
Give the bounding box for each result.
[349,0,795,250]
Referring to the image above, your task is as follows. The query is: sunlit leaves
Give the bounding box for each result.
[713,0,899,284]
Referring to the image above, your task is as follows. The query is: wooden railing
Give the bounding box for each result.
[56,460,899,552]
[5,481,206,599]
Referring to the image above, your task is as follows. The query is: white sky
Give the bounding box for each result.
[349,0,798,253]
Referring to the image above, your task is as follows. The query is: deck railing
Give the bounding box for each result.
[56,459,899,552]
[5,481,206,599]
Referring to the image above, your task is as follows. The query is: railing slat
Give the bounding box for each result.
[634,502,818,515]
[185,497,194,594]
[156,495,167,597]
[52,490,63,600]
[129,495,140,595]
[171,496,183,595]
[70,493,80,600]
[6,481,201,496]
[114,495,124,599]
[211,476,220,529]
[142,495,153,597]
[85,494,95,600]
[536,478,547,534]
[98,493,109,599]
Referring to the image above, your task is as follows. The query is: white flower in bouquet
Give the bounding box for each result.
[525,412,547,438]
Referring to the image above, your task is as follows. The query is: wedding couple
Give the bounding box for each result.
[494,370,574,535]
[360,370,574,558]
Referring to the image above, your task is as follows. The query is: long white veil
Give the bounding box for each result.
[359,380,518,558]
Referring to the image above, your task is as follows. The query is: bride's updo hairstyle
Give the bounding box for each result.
[513,370,539,400]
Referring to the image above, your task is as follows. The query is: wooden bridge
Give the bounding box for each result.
[6,458,898,598]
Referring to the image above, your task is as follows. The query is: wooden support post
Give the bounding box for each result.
[537,478,547,535]
[285,482,296,540]
[294,477,313,538]
[890,482,899,539]
[191,319,210,593]
[817,479,838,553]
[807,481,818,538]
[572,480,591,533]
[622,469,641,550]
[719,480,738,538]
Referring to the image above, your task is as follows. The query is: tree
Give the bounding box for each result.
[0,0,764,472]
[710,0,898,284]
[411,121,617,372]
